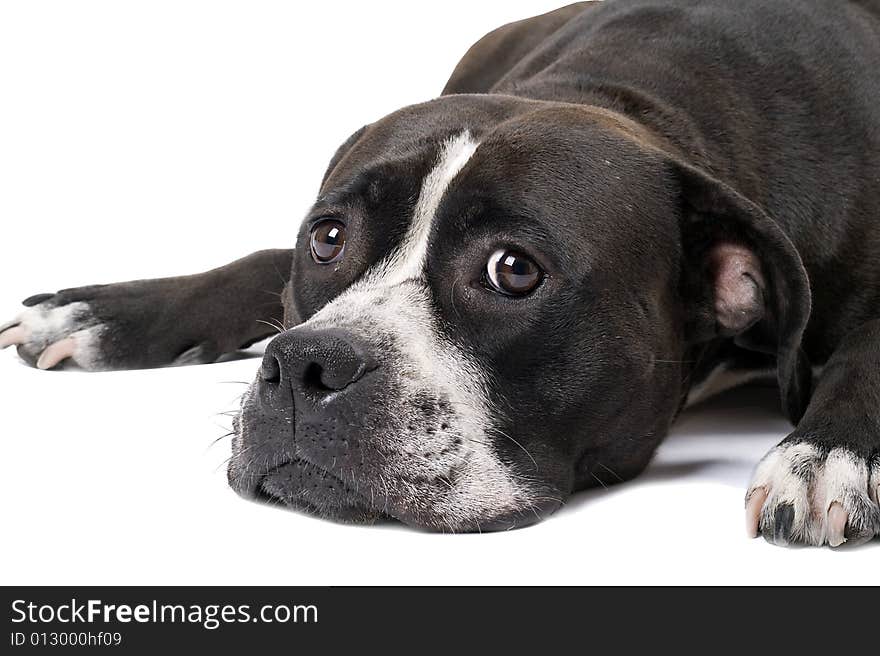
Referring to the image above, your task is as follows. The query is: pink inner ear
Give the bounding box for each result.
[710,242,766,335]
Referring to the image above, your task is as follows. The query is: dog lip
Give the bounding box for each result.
[476,500,562,532]
[247,456,465,529]
[231,439,554,532]
[250,456,393,521]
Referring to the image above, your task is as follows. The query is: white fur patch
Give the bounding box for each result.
[747,443,880,546]
[362,131,479,286]
[3,302,104,370]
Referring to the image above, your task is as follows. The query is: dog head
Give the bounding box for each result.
[229,95,811,531]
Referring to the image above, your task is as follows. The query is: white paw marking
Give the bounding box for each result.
[746,443,880,547]
[0,302,105,370]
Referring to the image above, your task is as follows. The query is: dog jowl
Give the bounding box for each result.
[3,0,880,544]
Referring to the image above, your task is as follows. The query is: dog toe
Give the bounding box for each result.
[0,300,105,370]
[745,486,767,538]
[746,443,880,548]
[826,502,848,547]
[36,336,79,370]
[0,325,27,349]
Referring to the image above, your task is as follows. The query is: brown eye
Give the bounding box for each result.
[486,249,543,296]
[309,219,346,264]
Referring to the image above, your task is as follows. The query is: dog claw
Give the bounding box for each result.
[36,337,77,370]
[0,325,27,349]
[745,487,768,538]
[827,502,848,548]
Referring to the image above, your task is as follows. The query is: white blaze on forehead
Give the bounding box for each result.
[380,130,479,284]
[296,130,535,526]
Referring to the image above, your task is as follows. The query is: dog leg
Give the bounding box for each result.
[745,319,880,547]
[0,249,293,371]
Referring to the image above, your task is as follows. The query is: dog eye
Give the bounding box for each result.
[486,249,543,296]
[310,219,346,264]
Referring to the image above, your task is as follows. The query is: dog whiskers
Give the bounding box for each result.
[590,472,608,489]
[256,318,286,335]
[597,462,624,483]
[208,431,235,448]
[487,426,538,471]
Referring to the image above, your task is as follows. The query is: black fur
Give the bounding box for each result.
[3,0,879,543]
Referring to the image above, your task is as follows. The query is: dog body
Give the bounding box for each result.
[3,0,880,545]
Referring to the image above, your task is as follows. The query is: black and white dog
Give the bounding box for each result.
[2,0,879,547]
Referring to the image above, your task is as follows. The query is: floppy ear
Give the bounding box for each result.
[672,160,813,423]
[319,125,368,190]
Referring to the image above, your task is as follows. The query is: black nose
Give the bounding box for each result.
[261,328,375,399]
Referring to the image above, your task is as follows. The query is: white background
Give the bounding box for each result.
[0,0,876,585]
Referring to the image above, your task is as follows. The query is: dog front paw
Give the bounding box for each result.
[0,292,108,370]
[1,282,224,371]
[746,441,880,548]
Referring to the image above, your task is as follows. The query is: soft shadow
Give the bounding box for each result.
[639,458,728,482]
[561,384,793,515]
[16,345,267,372]
[216,349,264,364]
[558,383,878,549]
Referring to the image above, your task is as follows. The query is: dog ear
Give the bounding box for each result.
[320,125,368,190]
[672,160,813,423]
